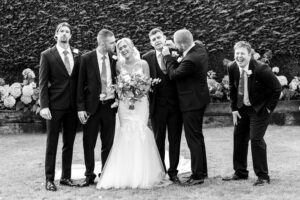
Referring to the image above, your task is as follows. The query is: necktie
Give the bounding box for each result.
[63,50,72,75]
[159,53,167,74]
[101,55,107,94]
[237,69,245,108]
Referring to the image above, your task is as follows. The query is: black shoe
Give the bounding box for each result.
[253,177,270,186]
[59,178,78,187]
[222,174,248,181]
[183,177,204,187]
[170,175,181,184]
[46,180,57,191]
[78,178,95,187]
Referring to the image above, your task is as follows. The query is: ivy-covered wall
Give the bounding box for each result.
[1,0,299,82]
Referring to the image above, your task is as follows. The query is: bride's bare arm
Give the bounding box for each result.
[116,61,122,75]
[140,60,150,78]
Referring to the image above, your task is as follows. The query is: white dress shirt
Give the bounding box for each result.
[56,44,74,72]
[238,64,251,106]
[96,49,114,100]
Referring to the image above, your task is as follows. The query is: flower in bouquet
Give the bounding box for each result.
[112,72,160,110]
[20,95,32,104]
[0,78,5,86]
[22,85,34,96]
[32,88,39,100]
[9,82,22,98]
[207,70,216,79]
[22,68,35,79]
[3,95,16,108]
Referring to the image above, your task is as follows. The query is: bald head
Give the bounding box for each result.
[174,29,193,45]
[173,29,194,53]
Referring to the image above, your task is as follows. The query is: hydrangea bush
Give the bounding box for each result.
[0,68,40,113]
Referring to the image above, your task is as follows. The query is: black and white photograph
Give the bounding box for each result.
[0,0,299,199]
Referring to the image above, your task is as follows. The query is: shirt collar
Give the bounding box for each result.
[155,50,163,58]
[183,43,195,57]
[238,63,249,73]
[96,48,109,59]
[56,44,71,55]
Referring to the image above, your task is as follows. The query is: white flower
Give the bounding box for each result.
[21,95,32,104]
[253,53,261,60]
[22,85,34,96]
[9,82,22,98]
[177,57,183,63]
[123,74,131,82]
[276,75,288,86]
[172,51,179,57]
[22,68,35,79]
[3,96,16,108]
[245,69,252,76]
[99,93,107,101]
[272,67,280,74]
[72,48,79,54]
[30,82,37,88]
[289,77,300,91]
[112,55,118,60]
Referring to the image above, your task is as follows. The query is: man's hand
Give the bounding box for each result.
[162,46,170,56]
[40,108,52,120]
[165,40,176,49]
[232,111,241,126]
[78,111,88,124]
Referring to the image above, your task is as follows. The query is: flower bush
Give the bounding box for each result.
[207,70,230,102]
[0,68,40,113]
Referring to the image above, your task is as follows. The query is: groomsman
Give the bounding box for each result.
[162,29,210,186]
[77,29,118,187]
[142,28,183,184]
[223,41,281,186]
[39,22,80,191]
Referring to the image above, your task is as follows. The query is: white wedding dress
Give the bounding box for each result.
[97,64,166,189]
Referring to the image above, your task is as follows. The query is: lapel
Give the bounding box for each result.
[232,62,240,88]
[247,59,255,93]
[108,53,117,83]
[150,51,158,78]
[91,50,101,83]
[50,46,70,76]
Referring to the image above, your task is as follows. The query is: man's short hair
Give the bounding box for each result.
[97,29,114,43]
[148,28,164,38]
[234,41,252,54]
[55,22,72,35]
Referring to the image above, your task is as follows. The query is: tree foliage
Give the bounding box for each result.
[1,0,299,82]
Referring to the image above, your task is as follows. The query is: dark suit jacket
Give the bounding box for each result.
[142,50,178,116]
[39,46,80,110]
[164,43,210,112]
[228,59,281,114]
[77,50,117,115]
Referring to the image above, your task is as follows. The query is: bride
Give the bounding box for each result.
[97,38,166,189]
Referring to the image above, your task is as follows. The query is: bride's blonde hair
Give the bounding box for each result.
[116,38,140,64]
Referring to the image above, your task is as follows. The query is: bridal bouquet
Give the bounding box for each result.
[111,72,160,110]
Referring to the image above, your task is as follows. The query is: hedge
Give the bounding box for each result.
[1,0,299,82]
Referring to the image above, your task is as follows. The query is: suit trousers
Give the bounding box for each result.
[82,101,116,180]
[182,108,207,179]
[151,103,182,177]
[233,105,270,179]
[45,110,78,181]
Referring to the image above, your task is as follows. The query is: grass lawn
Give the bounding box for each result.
[0,125,300,200]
